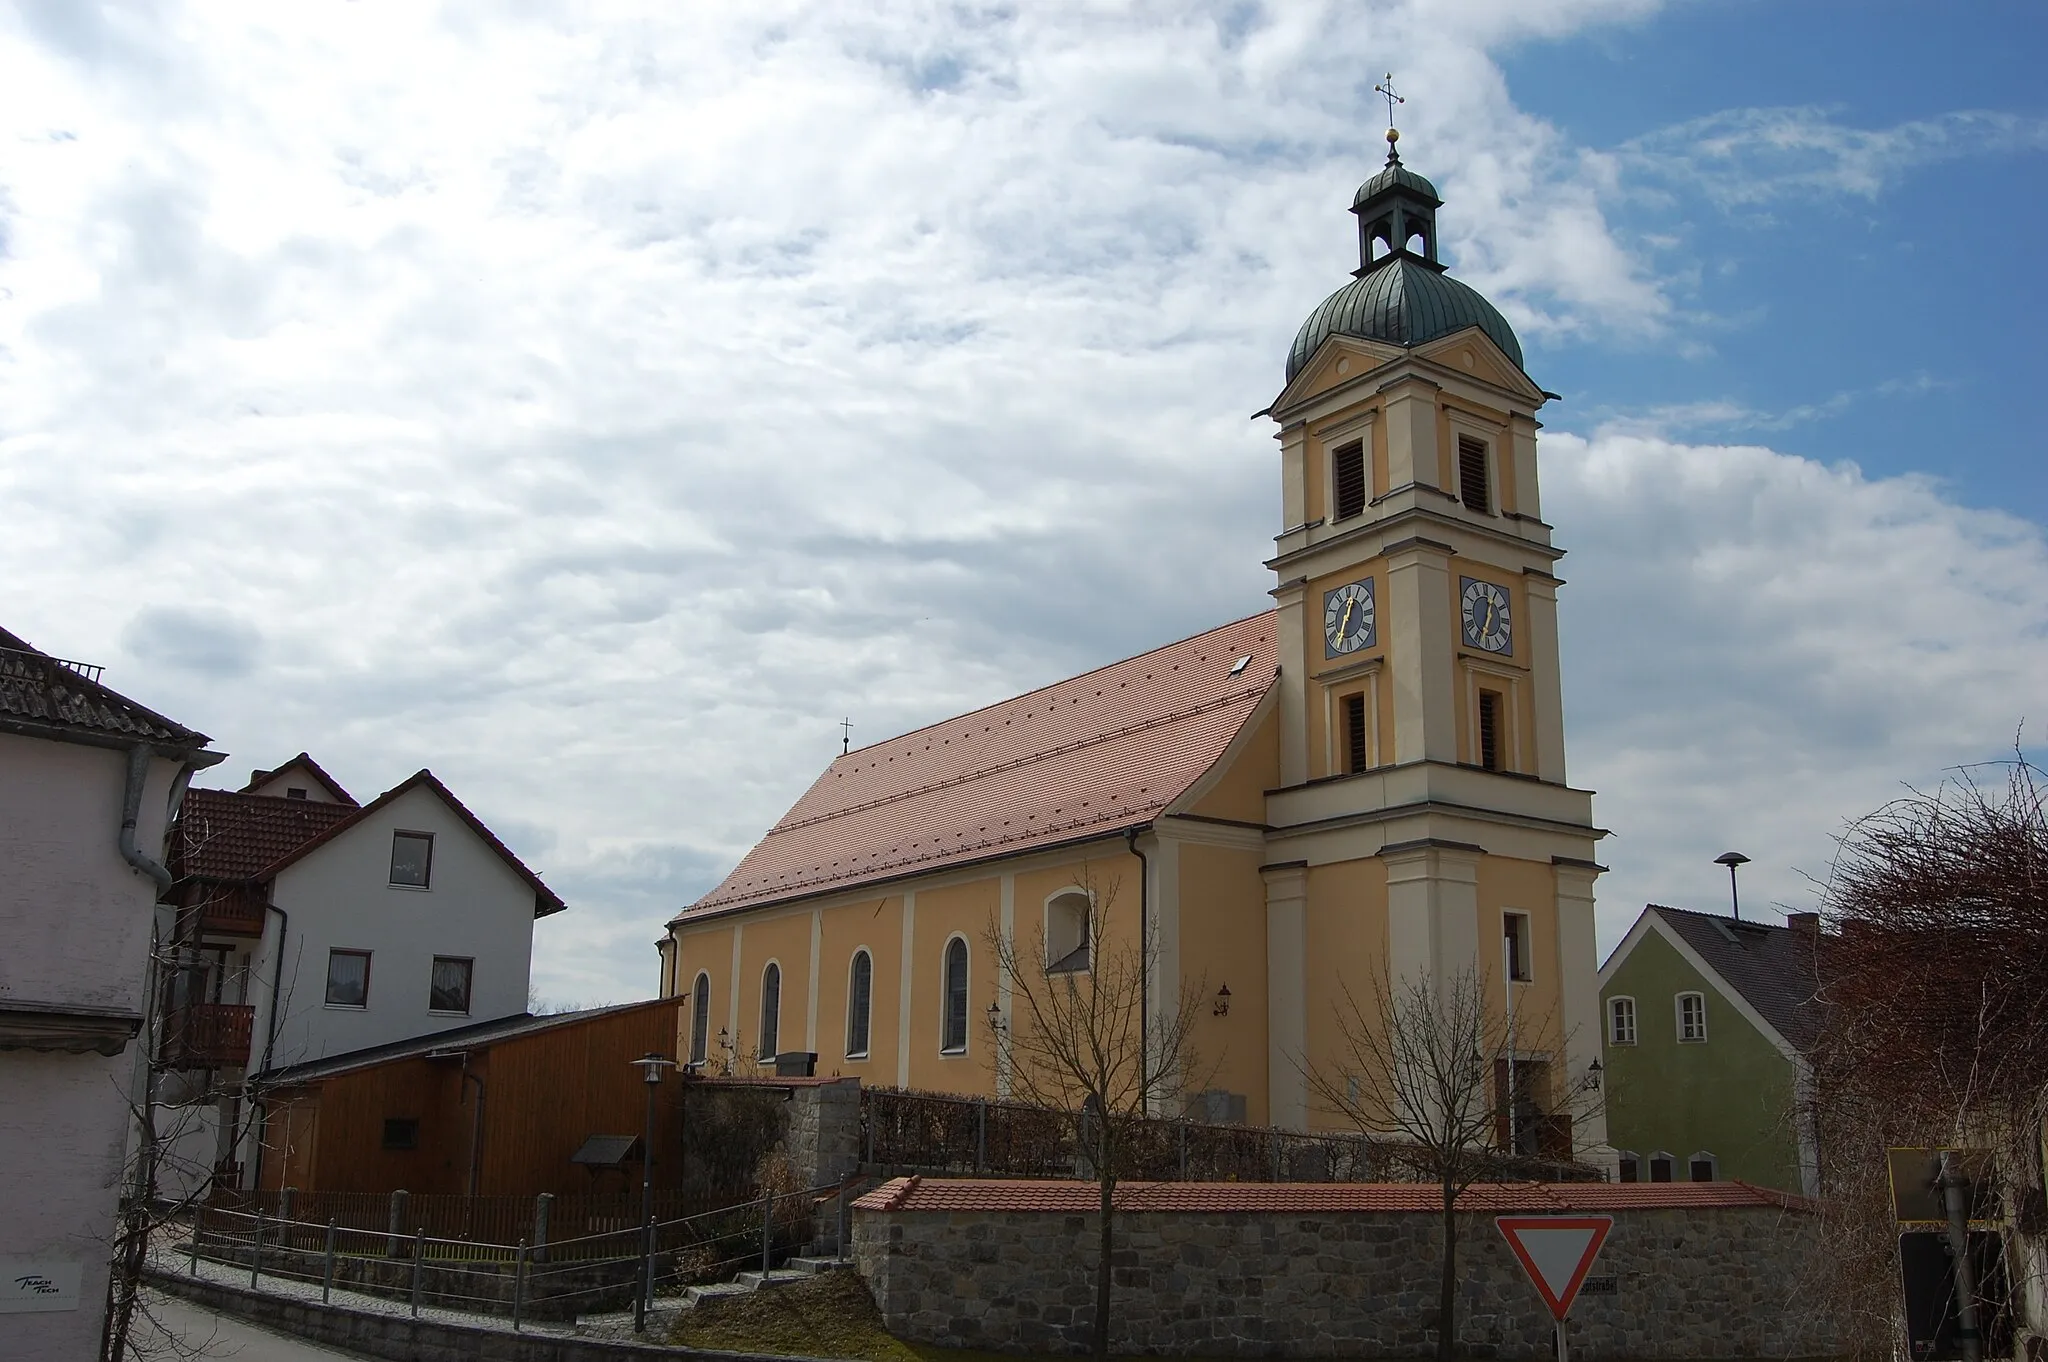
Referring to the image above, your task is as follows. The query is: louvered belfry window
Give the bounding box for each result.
[1478,689,1502,771]
[1458,435,1490,512]
[1332,441,1366,521]
[1343,693,1368,774]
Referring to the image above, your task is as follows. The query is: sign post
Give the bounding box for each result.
[1496,1216,1613,1362]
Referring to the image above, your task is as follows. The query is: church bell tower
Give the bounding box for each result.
[1257,124,1609,1150]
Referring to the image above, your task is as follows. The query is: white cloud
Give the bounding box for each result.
[1551,431,2048,943]
[1621,105,2048,208]
[0,3,2036,1002]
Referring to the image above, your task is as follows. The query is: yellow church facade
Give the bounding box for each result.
[660,142,1609,1149]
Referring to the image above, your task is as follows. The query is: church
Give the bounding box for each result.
[660,130,1609,1150]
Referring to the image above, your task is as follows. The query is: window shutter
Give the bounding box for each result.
[1332,442,1366,521]
[1343,693,1367,773]
[1458,435,1489,511]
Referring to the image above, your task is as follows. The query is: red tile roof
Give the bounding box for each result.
[852,1177,1811,1216]
[173,789,359,880]
[239,752,358,806]
[678,613,1279,919]
[174,771,567,919]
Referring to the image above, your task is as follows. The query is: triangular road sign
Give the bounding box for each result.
[1496,1216,1613,1320]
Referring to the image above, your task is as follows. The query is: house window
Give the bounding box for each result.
[381,1118,419,1150]
[1503,912,1531,982]
[1332,440,1366,521]
[941,937,969,1054]
[1608,996,1637,1045]
[1344,692,1368,774]
[286,787,308,800]
[1689,1151,1719,1182]
[1046,892,1091,973]
[324,949,370,1008]
[389,831,433,888]
[1649,1151,1675,1183]
[1478,689,1503,771]
[1457,434,1490,512]
[690,973,711,1065]
[759,962,781,1060]
[1616,1151,1640,1183]
[429,956,473,1014]
[847,951,873,1058]
[1677,991,1708,1042]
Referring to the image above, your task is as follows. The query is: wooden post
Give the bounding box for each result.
[188,1206,202,1278]
[1178,1122,1188,1180]
[760,1191,773,1274]
[513,1240,527,1333]
[975,1098,987,1172]
[249,1210,263,1289]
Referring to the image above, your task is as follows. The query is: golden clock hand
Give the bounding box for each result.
[1339,598,1355,638]
[1483,599,1497,638]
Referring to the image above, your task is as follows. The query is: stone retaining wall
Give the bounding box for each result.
[854,1183,1838,1359]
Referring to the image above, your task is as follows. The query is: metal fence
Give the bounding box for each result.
[203,1186,762,1263]
[188,1177,855,1330]
[858,1087,1600,1184]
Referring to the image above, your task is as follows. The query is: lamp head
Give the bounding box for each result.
[1714,851,1751,869]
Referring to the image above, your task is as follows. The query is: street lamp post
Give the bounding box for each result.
[1714,851,1751,920]
[630,1052,677,1332]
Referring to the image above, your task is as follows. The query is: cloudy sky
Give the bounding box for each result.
[4,1,2043,1005]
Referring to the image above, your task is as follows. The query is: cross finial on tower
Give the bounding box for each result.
[1373,72,1405,164]
[839,717,853,756]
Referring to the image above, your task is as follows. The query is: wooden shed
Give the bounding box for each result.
[255,998,686,1199]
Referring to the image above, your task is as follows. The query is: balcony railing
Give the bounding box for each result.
[165,1003,255,1069]
[195,894,267,937]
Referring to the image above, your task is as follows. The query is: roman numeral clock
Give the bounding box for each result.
[1460,577,1512,655]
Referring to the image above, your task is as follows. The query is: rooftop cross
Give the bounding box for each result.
[840,717,853,756]
[1373,72,1405,163]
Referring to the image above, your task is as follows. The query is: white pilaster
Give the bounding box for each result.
[1524,574,1568,783]
[1382,841,1483,992]
[1554,862,1608,1151]
[805,909,822,1053]
[896,891,916,1088]
[1385,542,1458,765]
[1274,580,1309,787]
[997,875,1015,1099]
[1263,862,1309,1130]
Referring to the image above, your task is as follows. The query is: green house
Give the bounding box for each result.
[1597,905,1819,1194]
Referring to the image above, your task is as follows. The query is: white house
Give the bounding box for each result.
[156,754,567,1192]
[0,626,221,1362]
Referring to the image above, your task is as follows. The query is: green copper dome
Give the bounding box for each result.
[1287,258,1523,379]
[1352,162,1438,208]
[1287,147,1523,380]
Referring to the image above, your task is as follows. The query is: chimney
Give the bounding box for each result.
[1786,912,1820,938]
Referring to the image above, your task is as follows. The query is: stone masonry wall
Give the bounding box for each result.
[855,1203,1838,1359]
[783,1078,861,1188]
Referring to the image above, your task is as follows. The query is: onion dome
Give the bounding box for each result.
[1287,131,1523,379]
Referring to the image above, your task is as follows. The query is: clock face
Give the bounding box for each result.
[1460,577,1512,654]
[1323,578,1376,657]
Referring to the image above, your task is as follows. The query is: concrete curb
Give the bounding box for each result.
[144,1267,848,1362]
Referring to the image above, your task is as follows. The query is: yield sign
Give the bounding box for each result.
[1496,1216,1613,1320]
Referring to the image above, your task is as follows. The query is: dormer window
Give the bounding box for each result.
[389,831,433,888]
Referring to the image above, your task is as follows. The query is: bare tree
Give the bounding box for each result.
[1804,750,2048,1358]
[985,873,1205,1360]
[1305,966,1593,1362]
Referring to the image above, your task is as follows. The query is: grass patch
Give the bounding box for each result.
[663,1270,1017,1362]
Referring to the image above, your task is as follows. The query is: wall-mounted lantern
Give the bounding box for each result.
[1213,983,1232,1017]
